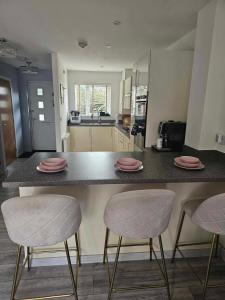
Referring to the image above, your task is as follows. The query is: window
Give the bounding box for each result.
[74,84,111,115]
[38,101,44,109]
[37,88,43,96]
[39,114,45,121]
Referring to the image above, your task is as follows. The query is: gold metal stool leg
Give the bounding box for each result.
[159,235,171,300]
[171,210,186,262]
[75,233,81,267]
[64,240,79,300]
[11,245,22,300]
[103,228,110,264]
[149,238,153,261]
[214,234,220,258]
[27,247,31,271]
[107,236,122,300]
[202,234,217,300]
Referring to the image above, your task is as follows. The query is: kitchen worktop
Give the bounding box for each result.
[68,120,131,138]
[3,147,225,188]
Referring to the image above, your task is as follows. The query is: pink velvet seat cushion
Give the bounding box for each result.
[183,198,206,217]
[192,193,225,235]
[104,189,175,239]
[1,194,81,247]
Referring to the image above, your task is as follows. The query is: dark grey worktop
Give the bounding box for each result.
[68,121,130,138]
[3,147,225,188]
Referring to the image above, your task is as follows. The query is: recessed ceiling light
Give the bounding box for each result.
[113,20,121,26]
[105,44,112,49]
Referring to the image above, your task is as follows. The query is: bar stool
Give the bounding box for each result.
[172,194,225,299]
[171,198,217,261]
[1,194,82,300]
[103,189,176,300]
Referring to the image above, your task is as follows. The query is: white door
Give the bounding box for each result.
[28,81,56,150]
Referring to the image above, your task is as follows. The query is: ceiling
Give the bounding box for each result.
[0,0,210,71]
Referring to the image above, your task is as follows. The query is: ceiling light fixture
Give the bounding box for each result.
[19,59,39,74]
[113,20,121,26]
[78,39,88,48]
[105,44,112,49]
[0,38,17,58]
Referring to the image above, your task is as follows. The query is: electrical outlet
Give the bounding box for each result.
[216,133,225,145]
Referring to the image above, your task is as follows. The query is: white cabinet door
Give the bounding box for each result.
[70,127,92,151]
[92,127,113,151]
[119,80,124,114]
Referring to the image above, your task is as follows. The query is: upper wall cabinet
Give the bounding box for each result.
[123,76,132,110]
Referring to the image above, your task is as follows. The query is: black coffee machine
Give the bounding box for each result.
[152,120,186,152]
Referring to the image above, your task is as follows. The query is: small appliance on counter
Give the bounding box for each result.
[152,120,186,152]
[70,110,81,124]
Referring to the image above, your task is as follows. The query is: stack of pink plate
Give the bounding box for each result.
[37,158,68,173]
[115,157,143,172]
[174,156,205,170]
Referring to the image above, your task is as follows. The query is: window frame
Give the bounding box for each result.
[74,83,111,116]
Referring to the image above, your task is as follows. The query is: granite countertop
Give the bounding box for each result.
[68,120,131,138]
[3,147,225,188]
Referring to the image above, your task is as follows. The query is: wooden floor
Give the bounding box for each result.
[1,161,225,299]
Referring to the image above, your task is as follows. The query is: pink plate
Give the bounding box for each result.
[40,161,67,171]
[36,165,66,173]
[115,164,144,172]
[117,161,142,170]
[174,157,200,168]
[174,162,205,170]
[41,158,67,167]
[179,156,200,164]
[117,157,141,166]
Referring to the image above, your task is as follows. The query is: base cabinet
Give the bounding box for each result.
[69,126,134,152]
[70,127,92,152]
[92,127,113,151]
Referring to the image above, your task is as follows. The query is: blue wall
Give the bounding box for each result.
[0,61,23,156]
[18,69,53,152]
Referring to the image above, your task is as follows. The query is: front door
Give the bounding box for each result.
[0,78,17,165]
[28,81,56,151]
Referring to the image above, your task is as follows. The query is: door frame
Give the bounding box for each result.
[27,80,55,151]
[0,76,17,173]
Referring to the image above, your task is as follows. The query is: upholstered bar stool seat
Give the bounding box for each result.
[183,198,206,218]
[192,194,225,235]
[172,193,225,299]
[103,189,176,300]
[2,194,81,247]
[1,194,81,300]
[104,189,175,239]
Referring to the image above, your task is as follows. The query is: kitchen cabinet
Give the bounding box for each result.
[113,127,134,152]
[92,127,113,151]
[70,126,134,152]
[70,126,113,152]
[70,127,92,151]
[119,80,124,114]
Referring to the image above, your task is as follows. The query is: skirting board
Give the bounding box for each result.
[31,248,214,267]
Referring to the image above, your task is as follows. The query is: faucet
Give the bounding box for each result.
[98,111,101,123]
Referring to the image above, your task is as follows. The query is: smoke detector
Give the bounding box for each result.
[0,38,17,58]
[19,60,39,74]
[78,39,88,48]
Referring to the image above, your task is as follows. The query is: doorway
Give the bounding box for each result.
[0,78,17,166]
[28,81,56,151]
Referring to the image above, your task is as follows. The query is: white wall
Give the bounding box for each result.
[185,0,225,151]
[51,53,69,151]
[145,49,193,147]
[67,70,122,118]
[167,29,196,51]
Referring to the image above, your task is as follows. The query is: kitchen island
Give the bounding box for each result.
[3,148,225,265]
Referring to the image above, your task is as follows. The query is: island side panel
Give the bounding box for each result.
[19,182,225,265]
